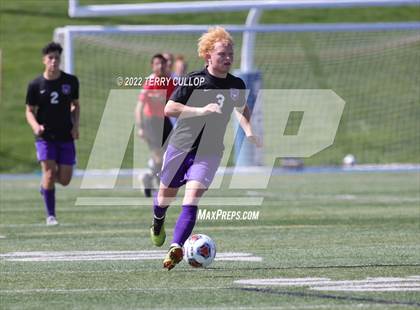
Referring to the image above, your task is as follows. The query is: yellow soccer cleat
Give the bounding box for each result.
[163,245,183,270]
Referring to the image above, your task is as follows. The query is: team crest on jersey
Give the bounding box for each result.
[62,84,71,95]
[230,88,239,101]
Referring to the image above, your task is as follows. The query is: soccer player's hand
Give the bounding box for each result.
[33,124,45,136]
[201,103,222,115]
[71,126,79,140]
[247,134,263,148]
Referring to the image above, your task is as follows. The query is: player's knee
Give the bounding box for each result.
[60,179,71,186]
[57,176,71,186]
[157,194,176,206]
[43,170,55,185]
[183,191,206,206]
[157,188,177,205]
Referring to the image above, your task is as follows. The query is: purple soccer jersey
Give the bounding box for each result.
[159,67,246,189]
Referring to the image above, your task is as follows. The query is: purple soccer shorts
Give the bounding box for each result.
[35,140,76,166]
[160,144,221,188]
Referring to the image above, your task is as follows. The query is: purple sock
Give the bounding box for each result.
[41,187,55,217]
[153,194,168,219]
[172,205,197,246]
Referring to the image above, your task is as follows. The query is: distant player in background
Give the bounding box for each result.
[149,27,261,270]
[169,54,188,125]
[173,55,188,77]
[25,42,80,226]
[135,54,175,197]
[162,52,175,77]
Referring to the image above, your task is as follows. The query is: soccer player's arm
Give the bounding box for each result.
[234,83,262,147]
[25,82,44,136]
[71,77,80,140]
[165,85,222,118]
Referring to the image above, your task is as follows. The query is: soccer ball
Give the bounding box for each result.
[343,154,356,166]
[183,234,216,268]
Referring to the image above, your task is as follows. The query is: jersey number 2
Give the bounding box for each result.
[50,91,59,104]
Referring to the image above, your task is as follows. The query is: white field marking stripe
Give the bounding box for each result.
[217,257,262,262]
[157,306,383,310]
[0,250,167,257]
[0,223,334,230]
[0,251,253,257]
[159,306,382,310]
[235,279,332,286]
[234,277,420,292]
[0,269,141,275]
[3,194,419,211]
[245,191,420,203]
[311,286,420,292]
[235,277,420,286]
[308,279,420,285]
[0,235,5,238]
[0,251,262,262]
[0,224,333,237]
[315,283,420,288]
[0,286,225,294]
[75,197,263,206]
[14,229,149,237]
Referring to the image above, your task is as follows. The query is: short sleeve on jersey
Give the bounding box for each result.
[233,78,247,108]
[169,84,194,105]
[72,76,79,100]
[26,82,38,106]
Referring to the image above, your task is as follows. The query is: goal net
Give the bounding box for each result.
[54,23,420,169]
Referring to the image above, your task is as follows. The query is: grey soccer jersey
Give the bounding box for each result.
[169,67,246,155]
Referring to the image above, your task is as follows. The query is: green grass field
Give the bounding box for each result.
[1,1,419,309]
[1,171,419,309]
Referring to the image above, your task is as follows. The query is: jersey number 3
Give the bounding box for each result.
[216,94,225,108]
[50,91,59,104]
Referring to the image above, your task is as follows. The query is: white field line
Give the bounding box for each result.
[0,235,5,238]
[0,251,262,262]
[2,194,418,212]
[151,306,387,310]
[0,286,224,294]
[236,278,331,286]
[0,269,140,275]
[75,197,264,206]
[234,276,420,292]
[235,277,420,286]
[311,286,420,292]
[0,223,331,231]
[0,225,324,237]
[13,229,148,237]
[245,191,420,203]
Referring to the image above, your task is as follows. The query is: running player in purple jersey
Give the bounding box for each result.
[25,42,80,226]
[148,27,262,270]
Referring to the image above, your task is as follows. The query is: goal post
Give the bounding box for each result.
[68,0,420,17]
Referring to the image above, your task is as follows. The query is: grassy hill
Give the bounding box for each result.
[0,0,419,172]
